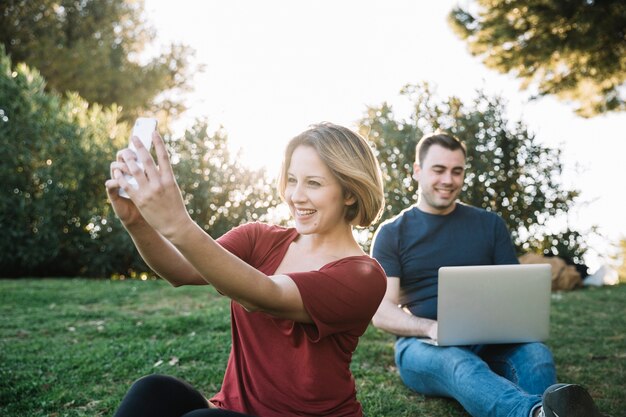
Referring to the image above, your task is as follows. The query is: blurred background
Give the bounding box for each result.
[1,0,624,280]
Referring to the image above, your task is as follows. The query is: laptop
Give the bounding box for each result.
[422,264,552,346]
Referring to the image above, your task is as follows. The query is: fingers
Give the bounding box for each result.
[130,135,153,165]
[123,130,173,178]
[105,168,134,202]
[110,161,129,180]
[112,167,134,198]
[113,130,177,201]
[113,148,138,186]
[105,177,130,200]
[129,133,159,179]
[116,147,137,163]
[152,131,175,177]
[110,153,141,200]
[104,178,119,196]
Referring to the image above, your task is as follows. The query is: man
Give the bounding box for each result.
[371,132,606,417]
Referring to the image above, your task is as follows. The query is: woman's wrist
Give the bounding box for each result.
[161,215,199,246]
[122,216,151,234]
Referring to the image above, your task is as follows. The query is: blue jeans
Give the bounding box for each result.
[395,337,557,417]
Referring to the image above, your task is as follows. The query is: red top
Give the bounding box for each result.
[209,222,386,417]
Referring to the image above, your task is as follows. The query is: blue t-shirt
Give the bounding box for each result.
[371,203,518,320]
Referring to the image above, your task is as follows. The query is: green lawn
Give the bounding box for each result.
[1,279,624,417]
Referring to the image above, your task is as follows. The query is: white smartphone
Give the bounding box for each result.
[118,117,158,198]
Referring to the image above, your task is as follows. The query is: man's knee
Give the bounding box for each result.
[517,342,555,366]
[396,340,486,377]
[395,341,487,397]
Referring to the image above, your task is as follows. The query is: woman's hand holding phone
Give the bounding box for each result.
[112,126,192,242]
[118,117,158,199]
[106,118,156,228]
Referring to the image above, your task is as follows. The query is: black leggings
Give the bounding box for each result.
[113,374,256,417]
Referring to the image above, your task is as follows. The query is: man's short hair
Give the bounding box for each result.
[415,131,467,166]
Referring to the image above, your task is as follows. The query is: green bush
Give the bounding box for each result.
[0,46,137,277]
[0,46,281,277]
[170,121,281,239]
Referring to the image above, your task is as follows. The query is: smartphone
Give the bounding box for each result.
[119,117,158,198]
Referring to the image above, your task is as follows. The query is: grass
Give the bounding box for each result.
[1,279,624,417]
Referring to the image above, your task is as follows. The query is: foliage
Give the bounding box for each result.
[1,278,624,416]
[448,0,626,117]
[0,45,133,277]
[0,0,198,122]
[359,83,586,261]
[527,228,596,266]
[0,48,278,277]
[168,121,282,239]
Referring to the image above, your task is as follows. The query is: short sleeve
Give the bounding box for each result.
[492,216,519,265]
[216,222,259,262]
[371,222,402,278]
[288,258,386,341]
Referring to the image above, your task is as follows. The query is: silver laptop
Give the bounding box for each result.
[424,264,551,346]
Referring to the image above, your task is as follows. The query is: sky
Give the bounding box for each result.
[142,0,625,270]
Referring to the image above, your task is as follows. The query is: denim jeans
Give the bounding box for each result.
[395,337,557,417]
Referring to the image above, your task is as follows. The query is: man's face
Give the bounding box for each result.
[413,144,466,215]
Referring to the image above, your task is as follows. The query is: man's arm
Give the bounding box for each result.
[371,277,438,339]
[493,215,520,265]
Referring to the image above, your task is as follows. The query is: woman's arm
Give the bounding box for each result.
[123,220,206,286]
[114,132,311,322]
[106,150,205,286]
[169,220,310,322]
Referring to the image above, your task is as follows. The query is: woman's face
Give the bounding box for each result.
[284,145,354,236]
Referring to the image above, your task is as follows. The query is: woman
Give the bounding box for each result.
[106,122,386,417]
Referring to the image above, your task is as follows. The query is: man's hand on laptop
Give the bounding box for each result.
[401,306,439,340]
[426,321,438,341]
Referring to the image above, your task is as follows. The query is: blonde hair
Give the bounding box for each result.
[278,122,384,227]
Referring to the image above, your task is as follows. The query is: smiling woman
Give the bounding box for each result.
[279,123,385,228]
[106,122,386,417]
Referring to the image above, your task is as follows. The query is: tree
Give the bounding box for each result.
[359,83,588,262]
[449,0,626,117]
[0,45,132,277]
[0,0,197,122]
[169,120,282,240]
